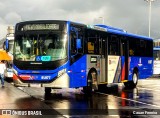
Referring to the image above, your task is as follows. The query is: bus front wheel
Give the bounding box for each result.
[124,72,138,89]
[45,87,51,94]
[82,70,98,94]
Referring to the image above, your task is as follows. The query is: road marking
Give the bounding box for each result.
[137,87,160,92]
[96,92,160,108]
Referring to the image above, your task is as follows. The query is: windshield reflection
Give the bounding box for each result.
[14,32,67,61]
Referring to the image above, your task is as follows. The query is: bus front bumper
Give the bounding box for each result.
[13,73,70,88]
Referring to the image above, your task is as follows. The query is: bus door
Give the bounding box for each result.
[108,35,121,83]
[120,39,129,81]
[99,37,108,84]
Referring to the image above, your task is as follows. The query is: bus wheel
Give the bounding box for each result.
[124,72,138,89]
[98,84,107,92]
[82,70,98,94]
[45,87,51,94]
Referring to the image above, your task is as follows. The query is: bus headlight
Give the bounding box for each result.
[58,68,66,77]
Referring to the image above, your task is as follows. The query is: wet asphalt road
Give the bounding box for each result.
[13,77,160,118]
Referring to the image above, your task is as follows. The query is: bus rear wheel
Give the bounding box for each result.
[124,72,138,89]
[98,84,107,92]
[82,70,98,94]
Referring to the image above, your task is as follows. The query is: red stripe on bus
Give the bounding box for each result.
[121,63,125,81]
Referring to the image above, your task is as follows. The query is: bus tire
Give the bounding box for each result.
[98,84,107,92]
[45,87,51,94]
[124,71,138,89]
[82,70,98,94]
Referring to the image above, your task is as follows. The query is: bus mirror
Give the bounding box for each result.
[3,39,9,52]
[76,39,82,49]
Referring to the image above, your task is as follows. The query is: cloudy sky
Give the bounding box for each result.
[0,0,160,39]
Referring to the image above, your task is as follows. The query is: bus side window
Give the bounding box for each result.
[129,38,136,56]
[108,35,119,55]
[86,30,100,54]
[88,42,94,53]
[87,38,100,54]
[70,32,77,54]
[129,49,134,56]
[70,30,84,55]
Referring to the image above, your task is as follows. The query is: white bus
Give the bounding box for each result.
[3,26,14,80]
[153,39,160,75]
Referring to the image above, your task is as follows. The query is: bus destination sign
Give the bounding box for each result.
[22,24,59,31]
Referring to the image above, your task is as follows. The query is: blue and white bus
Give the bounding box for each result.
[4,34,14,80]
[3,26,14,80]
[6,20,153,94]
[153,39,160,75]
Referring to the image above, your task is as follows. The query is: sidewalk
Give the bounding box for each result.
[0,82,64,118]
[0,82,51,109]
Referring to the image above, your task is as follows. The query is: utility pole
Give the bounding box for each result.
[144,0,155,37]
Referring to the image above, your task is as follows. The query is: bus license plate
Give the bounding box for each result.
[30,84,41,87]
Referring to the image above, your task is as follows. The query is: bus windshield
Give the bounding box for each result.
[14,32,67,61]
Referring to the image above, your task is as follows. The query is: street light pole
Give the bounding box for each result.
[144,0,155,37]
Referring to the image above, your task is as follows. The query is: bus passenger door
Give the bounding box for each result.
[99,38,108,83]
[120,39,129,81]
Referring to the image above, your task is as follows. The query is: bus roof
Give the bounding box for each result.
[15,20,152,41]
[94,24,152,41]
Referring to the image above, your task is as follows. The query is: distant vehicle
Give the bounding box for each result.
[5,20,153,95]
[153,39,160,75]
[3,33,14,80]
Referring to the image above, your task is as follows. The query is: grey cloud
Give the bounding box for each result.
[4,12,22,24]
[0,0,160,39]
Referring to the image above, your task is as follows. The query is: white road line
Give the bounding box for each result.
[137,87,160,92]
[96,92,160,108]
